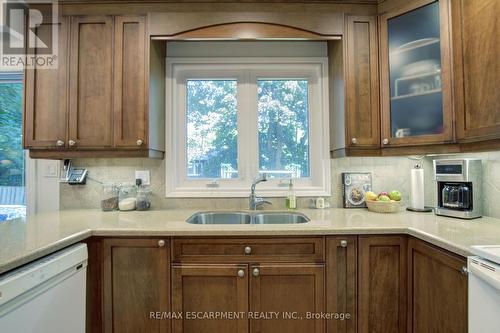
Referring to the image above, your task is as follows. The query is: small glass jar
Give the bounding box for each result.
[136,188,152,211]
[101,183,119,211]
[118,183,137,211]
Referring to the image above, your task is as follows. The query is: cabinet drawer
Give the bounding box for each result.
[172,237,325,263]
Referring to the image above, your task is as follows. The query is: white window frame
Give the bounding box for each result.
[165,57,330,197]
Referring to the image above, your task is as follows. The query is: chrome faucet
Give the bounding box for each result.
[249,173,272,210]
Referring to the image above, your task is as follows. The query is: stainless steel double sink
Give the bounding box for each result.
[186,211,310,225]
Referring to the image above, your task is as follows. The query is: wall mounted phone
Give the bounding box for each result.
[60,160,88,185]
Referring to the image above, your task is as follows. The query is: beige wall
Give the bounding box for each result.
[60,151,500,218]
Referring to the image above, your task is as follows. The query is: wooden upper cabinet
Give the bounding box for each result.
[102,238,170,333]
[344,16,380,149]
[379,0,454,147]
[407,238,467,333]
[326,236,357,333]
[24,16,69,149]
[172,264,249,333]
[358,235,407,333]
[451,0,500,142]
[250,263,325,333]
[68,16,113,149]
[113,15,147,149]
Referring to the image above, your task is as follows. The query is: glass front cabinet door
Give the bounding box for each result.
[379,0,453,146]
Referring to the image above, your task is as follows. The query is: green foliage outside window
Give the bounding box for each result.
[0,83,24,186]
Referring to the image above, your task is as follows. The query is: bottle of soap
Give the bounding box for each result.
[285,179,297,210]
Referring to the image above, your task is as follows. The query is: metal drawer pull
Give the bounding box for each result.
[237,269,245,278]
[244,246,252,255]
[158,239,165,247]
[340,240,348,248]
[252,267,260,277]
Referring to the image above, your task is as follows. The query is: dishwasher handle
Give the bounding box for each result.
[469,261,500,291]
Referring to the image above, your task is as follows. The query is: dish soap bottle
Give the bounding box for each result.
[285,179,297,210]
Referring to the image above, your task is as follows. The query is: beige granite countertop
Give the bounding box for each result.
[1,208,500,274]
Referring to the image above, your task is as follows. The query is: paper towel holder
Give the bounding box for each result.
[407,163,433,212]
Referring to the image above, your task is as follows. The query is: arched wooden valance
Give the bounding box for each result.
[151,22,340,40]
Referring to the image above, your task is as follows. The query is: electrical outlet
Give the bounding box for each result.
[135,170,151,185]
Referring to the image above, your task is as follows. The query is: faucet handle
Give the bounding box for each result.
[261,173,267,181]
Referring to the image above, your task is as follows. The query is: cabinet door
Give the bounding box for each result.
[68,16,113,148]
[102,238,170,333]
[326,237,357,333]
[345,16,380,149]
[24,16,69,148]
[379,0,454,147]
[172,264,249,333]
[113,15,147,148]
[358,235,407,333]
[451,0,500,142]
[250,263,324,333]
[407,238,467,333]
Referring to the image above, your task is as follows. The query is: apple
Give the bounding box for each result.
[365,191,378,201]
[388,190,402,201]
[379,191,389,197]
[378,195,391,202]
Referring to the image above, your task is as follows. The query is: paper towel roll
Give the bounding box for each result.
[410,166,425,210]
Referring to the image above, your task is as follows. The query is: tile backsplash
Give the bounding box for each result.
[60,151,500,219]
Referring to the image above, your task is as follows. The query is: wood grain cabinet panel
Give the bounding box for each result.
[68,16,113,149]
[171,264,249,333]
[102,238,170,333]
[113,15,147,148]
[407,238,467,333]
[24,16,69,149]
[249,263,325,333]
[344,16,380,149]
[451,0,500,142]
[358,235,407,333]
[326,236,357,333]
[172,237,324,263]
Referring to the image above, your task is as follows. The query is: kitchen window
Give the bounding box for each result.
[0,71,26,220]
[166,58,330,197]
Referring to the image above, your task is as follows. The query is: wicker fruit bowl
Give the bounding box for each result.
[366,200,402,213]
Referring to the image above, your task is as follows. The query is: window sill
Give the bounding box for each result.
[165,187,331,198]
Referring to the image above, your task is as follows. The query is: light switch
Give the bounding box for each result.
[135,170,151,185]
[44,162,59,178]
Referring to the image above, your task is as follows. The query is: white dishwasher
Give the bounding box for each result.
[468,245,500,333]
[0,243,87,333]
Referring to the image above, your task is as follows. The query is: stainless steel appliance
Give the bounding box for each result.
[434,158,482,219]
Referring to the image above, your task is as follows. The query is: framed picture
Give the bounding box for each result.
[342,172,372,208]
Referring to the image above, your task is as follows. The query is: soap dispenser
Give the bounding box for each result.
[285,179,297,210]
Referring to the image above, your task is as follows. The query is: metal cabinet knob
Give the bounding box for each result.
[136,139,143,146]
[244,246,252,255]
[237,269,245,278]
[68,140,76,146]
[252,267,260,277]
[158,239,165,247]
[461,266,468,275]
[382,138,389,145]
[340,240,348,248]
[56,140,64,146]
[351,138,357,144]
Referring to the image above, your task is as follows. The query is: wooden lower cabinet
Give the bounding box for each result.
[171,263,324,333]
[102,238,170,333]
[250,263,325,333]
[95,235,468,333]
[326,236,357,333]
[171,264,249,333]
[407,238,468,333]
[358,235,407,333]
